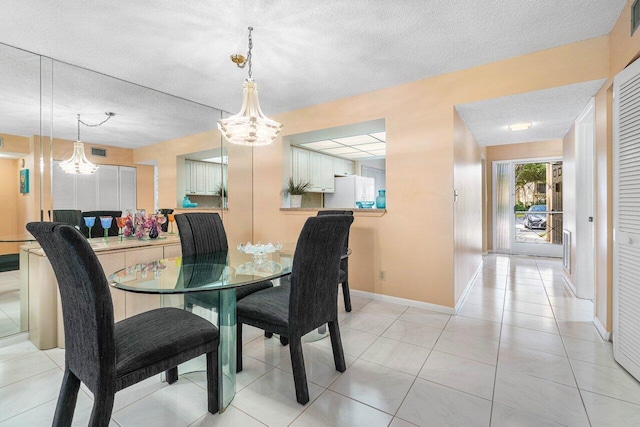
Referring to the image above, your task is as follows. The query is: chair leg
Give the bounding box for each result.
[236,322,243,373]
[328,320,346,372]
[52,369,81,427]
[342,281,352,312]
[166,367,178,384]
[289,337,309,405]
[206,349,219,414]
[87,388,115,427]
[264,331,273,338]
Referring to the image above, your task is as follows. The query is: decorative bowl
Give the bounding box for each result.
[356,201,375,209]
[237,241,282,265]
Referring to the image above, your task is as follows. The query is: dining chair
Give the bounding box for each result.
[317,210,354,311]
[174,212,273,304]
[26,222,220,426]
[236,215,353,404]
[52,209,83,229]
[159,208,174,232]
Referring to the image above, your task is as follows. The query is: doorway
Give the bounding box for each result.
[493,159,563,257]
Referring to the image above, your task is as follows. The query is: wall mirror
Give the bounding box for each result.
[282,118,386,209]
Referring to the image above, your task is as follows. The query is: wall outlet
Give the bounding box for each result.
[379,270,386,280]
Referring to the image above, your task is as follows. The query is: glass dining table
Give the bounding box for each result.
[109,246,294,412]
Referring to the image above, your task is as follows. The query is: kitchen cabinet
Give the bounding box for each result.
[185,159,226,196]
[291,147,336,193]
[333,157,355,177]
[205,162,223,195]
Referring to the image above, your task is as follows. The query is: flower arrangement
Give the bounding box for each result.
[122,211,164,239]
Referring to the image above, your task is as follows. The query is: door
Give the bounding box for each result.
[511,160,563,257]
[613,57,640,381]
[575,99,596,300]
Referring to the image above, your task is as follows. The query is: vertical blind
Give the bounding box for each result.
[495,163,511,252]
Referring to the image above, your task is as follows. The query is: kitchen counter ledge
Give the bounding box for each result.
[280,208,386,217]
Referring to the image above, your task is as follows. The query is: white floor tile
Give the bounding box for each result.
[501,310,559,334]
[581,390,640,426]
[562,335,617,368]
[0,369,63,422]
[359,300,408,318]
[396,378,491,427]
[233,368,324,427]
[389,417,418,427]
[328,359,414,414]
[315,326,378,358]
[359,336,430,376]
[382,319,443,349]
[556,320,605,342]
[340,311,396,336]
[498,343,575,387]
[290,389,392,427]
[571,359,640,405]
[277,343,355,387]
[444,315,502,342]
[458,302,503,323]
[490,403,563,427]
[504,300,554,318]
[396,307,451,329]
[189,405,266,426]
[243,335,293,367]
[419,350,495,399]
[0,339,38,364]
[433,330,499,365]
[0,351,57,388]
[493,368,589,426]
[499,324,566,357]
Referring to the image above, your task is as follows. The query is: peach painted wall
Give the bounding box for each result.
[251,38,607,309]
[453,110,484,303]
[485,139,564,252]
[0,158,19,254]
[562,126,576,284]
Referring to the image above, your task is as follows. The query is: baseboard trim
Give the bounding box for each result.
[455,261,484,314]
[562,270,577,296]
[593,316,611,342]
[349,289,455,315]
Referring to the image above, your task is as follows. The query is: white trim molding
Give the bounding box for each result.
[562,270,577,296]
[594,316,611,342]
[349,290,455,315]
[455,261,484,314]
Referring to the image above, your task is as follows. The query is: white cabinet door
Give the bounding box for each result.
[191,161,207,195]
[205,162,222,195]
[309,151,323,191]
[333,158,353,177]
[184,160,192,195]
[52,161,76,209]
[97,165,119,210]
[119,166,137,213]
[321,154,335,193]
[291,147,310,185]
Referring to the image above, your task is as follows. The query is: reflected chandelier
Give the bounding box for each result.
[59,112,115,175]
[217,27,283,146]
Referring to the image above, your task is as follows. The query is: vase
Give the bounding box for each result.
[290,194,302,208]
[376,190,386,208]
[149,222,159,239]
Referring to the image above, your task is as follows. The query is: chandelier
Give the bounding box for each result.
[217,27,283,146]
[59,112,115,174]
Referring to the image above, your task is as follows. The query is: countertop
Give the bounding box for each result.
[22,234,182,257]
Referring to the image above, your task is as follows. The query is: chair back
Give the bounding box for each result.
[159,209,174,232]
[288,215,353,335]
[175,212,228,256]
[52,210,83,228]
[316,210,353,256]
[26,222,115,391]
[179,251,228,289]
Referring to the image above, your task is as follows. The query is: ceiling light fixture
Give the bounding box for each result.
[217,27,283,147]
[59,112,115,174]
[508,122,532,131]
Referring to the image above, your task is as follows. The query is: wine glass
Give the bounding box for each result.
[115,217,127,242]
[100,216,113,244]
[83,216,96,241]
[168,213,175,234]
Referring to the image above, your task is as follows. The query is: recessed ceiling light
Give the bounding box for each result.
[331,135,379,146]
[300,140,343,150]
[323,147,362,155]
[369,132,386,142]
[201,156,228,163]
[353,142,386,151]
[341,152,374,159]
[508,122,532,131]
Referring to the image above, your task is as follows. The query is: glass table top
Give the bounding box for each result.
[109,248,294,294]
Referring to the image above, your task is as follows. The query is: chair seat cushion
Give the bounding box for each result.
[339,269,346,284]
[237,284,290,331]
[236,280,274,301]
[115,307,218,378]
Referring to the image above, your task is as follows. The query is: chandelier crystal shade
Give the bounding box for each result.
[217,27,282,146]
[59,112,115,175]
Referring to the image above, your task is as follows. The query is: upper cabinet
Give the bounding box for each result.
[185,159,224,196]
[290,146,354,193]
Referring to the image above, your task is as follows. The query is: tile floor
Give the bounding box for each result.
[1,255,639,426]
[0,271,20,338]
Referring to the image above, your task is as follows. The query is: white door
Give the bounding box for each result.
[575,99,596,300]
[613,57,640,381]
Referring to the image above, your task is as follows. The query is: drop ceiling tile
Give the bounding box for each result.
[300,140,343,150]
[353,142,387,151]
[323,147,362,155]
[368,149,386,155]
[369,132,386,142]
[342,152,374,159]
[331,135,379,146]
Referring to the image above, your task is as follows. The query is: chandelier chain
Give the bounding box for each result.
[235,26,253,79]
[77,113,115,140]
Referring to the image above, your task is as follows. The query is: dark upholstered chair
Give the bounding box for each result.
[81,210,122,238]
[52,210,83,229]
[26,222,220,426]
[174,212,273,305]
[159,208,174,232]
[317,210,354,311]
[236,215,353,404]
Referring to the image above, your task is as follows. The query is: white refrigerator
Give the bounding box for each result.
[325,176,376,208]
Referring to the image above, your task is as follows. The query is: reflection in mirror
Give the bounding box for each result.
[282,119,386,209]
[0,43,43,338]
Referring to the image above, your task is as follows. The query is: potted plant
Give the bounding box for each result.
[283,177,310,208]
[215,185,228,208]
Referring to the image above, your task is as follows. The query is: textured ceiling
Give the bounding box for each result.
[0,0,626,117]
[455,80,606,146]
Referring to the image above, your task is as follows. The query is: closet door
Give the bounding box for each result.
[613,57,640,380]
